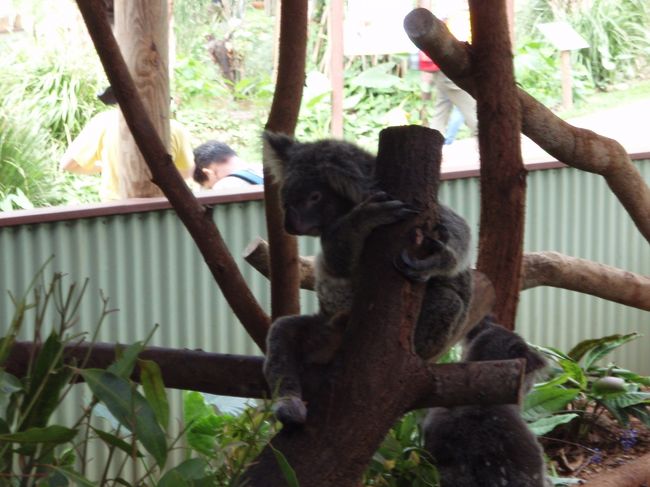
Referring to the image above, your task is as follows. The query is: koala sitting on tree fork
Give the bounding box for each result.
[262,131,472,426]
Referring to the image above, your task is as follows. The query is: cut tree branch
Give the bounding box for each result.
[522,251,650,311]
[244,240,650,312]
[403,8,650,245]
[263,0,308,320]
[5,341,521,409]
[75,0,269,350]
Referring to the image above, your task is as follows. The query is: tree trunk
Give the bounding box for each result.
[115,0,169,198]
[244,126,448,486]
[469,0,525,330]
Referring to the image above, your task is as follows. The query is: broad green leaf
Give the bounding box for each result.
[559,359,587,389]
[270,444,300,487]
[80,369,167,467]
[0,425,77,444]
[91,427,143,457]
[108,341,145,379]
[533,345,571,362]
[48,466,96,487]
[349,63,403,90]
[138,359,169,430]
[567,333,638,369]
[528,413,578,436]
[599,392,650,409]
[523,388,580,421]
[21,331,72,430]
[158,458,212,487]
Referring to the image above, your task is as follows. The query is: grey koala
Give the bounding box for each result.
[262,132,472,426]
[424,316,551,487]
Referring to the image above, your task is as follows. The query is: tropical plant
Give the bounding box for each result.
[524,333,650,441]
[364,411,440,487]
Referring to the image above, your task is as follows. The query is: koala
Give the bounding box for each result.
[262,132,472,425]
[423,316,551,487]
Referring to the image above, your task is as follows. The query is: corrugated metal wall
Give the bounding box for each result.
[1,161,648,480]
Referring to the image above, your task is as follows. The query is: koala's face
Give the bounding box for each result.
[281,180,352,236]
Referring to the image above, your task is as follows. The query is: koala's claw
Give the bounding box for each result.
[273,395,308,426]
[394,250,431,282]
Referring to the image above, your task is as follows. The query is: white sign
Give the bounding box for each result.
[344,0,416,56]
[538,21,589,51]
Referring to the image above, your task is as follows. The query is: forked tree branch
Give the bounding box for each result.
[75,0,270,350]
[262,0,308,320]
[244,239,650,312]
[403,8,650,245]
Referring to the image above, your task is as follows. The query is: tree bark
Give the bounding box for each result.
[243,126,493,486]
[115,0,169,198]
[522,251,650,311]
[403,8,650,245]
[468,0,525,330]
[75,0,270,350]
[244,241,650,312]
[263,0,308,320]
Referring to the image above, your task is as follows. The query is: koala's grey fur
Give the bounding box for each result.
[424,316,551,487]
[262,132,472,425]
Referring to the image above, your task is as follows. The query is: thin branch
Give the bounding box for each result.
[75,0,269,350]
[522,252,650,311]
[403,8,650,244]
[263,0,308,320]
[245,240,650,312]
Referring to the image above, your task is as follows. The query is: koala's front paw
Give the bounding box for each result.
[354,191,419,231]
[394,231,448,282]
[273,395,308,426]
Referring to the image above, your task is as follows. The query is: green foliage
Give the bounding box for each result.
[364,411,440,487]
[525,334,650,440]
[182,391,277,485]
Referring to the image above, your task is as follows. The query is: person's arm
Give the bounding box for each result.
[170,120,194,179]
[60,112,108,175]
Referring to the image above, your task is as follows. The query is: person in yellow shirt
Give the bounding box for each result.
[60,87,194,201]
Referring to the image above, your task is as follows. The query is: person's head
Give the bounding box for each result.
[193,141,238,189]
[97,86,117,106]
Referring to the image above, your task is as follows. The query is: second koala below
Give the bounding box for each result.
[262,132,473,426]
[424,316,551,487]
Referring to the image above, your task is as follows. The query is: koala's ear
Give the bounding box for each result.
[263,131,295,182]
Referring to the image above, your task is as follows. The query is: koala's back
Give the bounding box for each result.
[424,405,548,487]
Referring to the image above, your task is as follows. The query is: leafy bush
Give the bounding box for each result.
[524,334,650,441]
[364,411,439,487]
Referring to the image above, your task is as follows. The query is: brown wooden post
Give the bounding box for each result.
[329,0,344,137]
[115,0,170,198]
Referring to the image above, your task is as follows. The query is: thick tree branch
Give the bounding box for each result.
[522,252,650,311]
[5,341,521,409]
[6,341,268,399]
[75,0,269,350]
[263,0,308,320]
[404,8,650,245]
[469,0,526,329]
[245,241,650,312]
